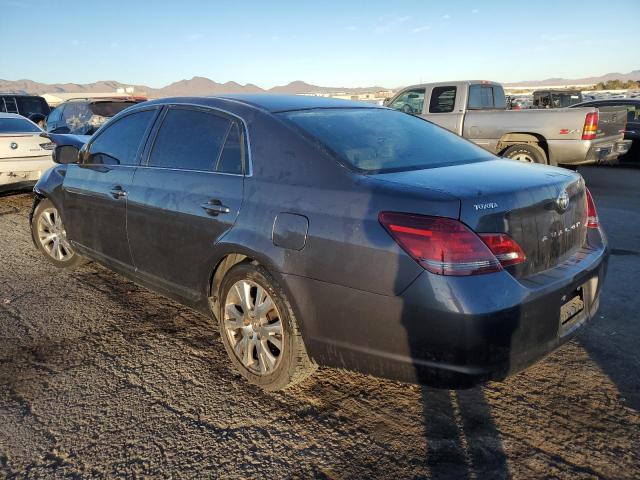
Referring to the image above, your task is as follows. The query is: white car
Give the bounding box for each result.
[0,112,55,191]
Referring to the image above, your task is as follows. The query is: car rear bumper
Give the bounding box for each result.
[549,136,630,165]
[286,231,608,387]
[0,156,54,187]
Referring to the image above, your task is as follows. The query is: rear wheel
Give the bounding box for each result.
[218,262,316,391]
[31,198,86,269]
[502,144,548,164]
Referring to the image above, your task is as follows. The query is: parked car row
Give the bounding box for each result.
[29,94,609,391]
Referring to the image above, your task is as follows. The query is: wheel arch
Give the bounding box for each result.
[205,244,284,316]
[204,243,313,347]
[497,132,550,163]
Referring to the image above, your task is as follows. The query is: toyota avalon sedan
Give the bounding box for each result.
[30,95,608,390]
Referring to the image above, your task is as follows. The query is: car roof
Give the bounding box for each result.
[64,97,142,103]
[144,94,381,114]
[0,112,28,119]
[572,98,640,107]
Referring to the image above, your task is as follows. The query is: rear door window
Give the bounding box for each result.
[87,109,157,166]
[149,108,231,171]
[389,89,425,115]
[215,122,244,174]
[429,86,457,113]
[468,85,495,109]
[467,85,506,110]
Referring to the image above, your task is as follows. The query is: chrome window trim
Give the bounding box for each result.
[139,102,253,177]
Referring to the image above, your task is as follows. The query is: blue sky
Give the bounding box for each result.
[1,0,637,88]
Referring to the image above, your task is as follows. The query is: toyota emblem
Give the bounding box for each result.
[556,189,570,212]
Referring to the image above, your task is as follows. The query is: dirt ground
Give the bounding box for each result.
[1,165,639,479]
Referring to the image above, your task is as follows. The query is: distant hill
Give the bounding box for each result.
[504,70,640,87]
[1,70,638,97]
[0,76,387,97]
[0,76,389,97]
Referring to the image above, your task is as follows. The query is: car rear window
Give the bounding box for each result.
[89,101,138,117]
[16,97,50,116]
[0,117,41,133]
[279,108,492,173]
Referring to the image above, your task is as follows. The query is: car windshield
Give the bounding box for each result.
[279,108,493,173]
[0,117,41,133]
[89,101,138,117]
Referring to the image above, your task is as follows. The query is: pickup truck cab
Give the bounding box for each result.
[385,80,630,166]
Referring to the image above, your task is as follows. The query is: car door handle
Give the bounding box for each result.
[201,199,230,216]
[109,186,127,199]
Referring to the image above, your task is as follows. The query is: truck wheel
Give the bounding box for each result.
[502,144,548,164]
[218,262,317,391]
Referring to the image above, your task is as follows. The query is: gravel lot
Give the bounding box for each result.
[1,165,639,479]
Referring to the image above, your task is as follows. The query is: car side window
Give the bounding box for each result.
[48,106,63,124]
[149,108,231,171]
[429,86,457,113]
[215,122,244,174]
[86,110,156,166]
[389,89,425,115]
[468,85,495,110]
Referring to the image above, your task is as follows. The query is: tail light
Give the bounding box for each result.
[582,111,599,140]
[379,212,525,276]
[477,233,526,267]
[585,188,599,228]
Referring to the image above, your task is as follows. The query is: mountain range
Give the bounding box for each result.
[1,70,638,97]
[0,77,388,97]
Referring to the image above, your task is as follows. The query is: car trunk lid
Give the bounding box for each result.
[0,133,52,159]
[372,159,587,277]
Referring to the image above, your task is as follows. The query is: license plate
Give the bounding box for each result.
[560,287,585,330]
[596,146,612,159]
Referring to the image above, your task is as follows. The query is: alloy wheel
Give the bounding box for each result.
[37,207,74,262]
[511,153,535,163]
[223,279,284,375]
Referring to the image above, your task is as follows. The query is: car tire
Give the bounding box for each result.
[31,198,87,269]
[218,262,316,391]
[502,144,548,164]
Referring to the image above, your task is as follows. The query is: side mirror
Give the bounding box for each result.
[53,145,80,164]
[383,97,391,106]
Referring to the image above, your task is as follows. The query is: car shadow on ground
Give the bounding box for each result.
[420,387,511,479]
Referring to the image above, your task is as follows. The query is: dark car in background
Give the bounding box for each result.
[533,89,583,108]
[0,94,51,118]
[46,97,146,135]
[571,98,640,162]
[30,95,608,391]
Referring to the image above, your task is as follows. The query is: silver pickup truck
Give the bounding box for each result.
[385,80,631,166]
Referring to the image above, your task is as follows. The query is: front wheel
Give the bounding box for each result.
[502,144,548,164]
[31,198,87,269]
[217,262,316,391]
